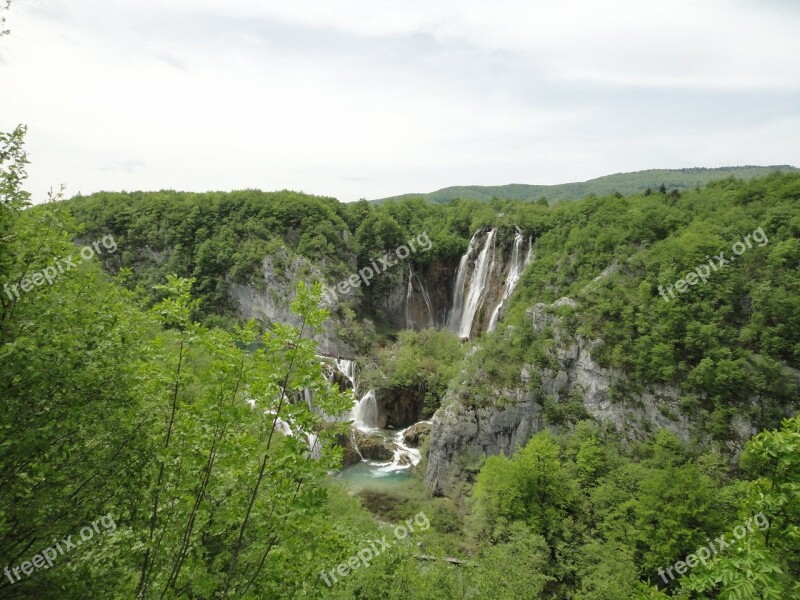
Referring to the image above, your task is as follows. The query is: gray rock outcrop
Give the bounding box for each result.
[228,249,355,357]
[424,297,710,496]
[402,421,432,447]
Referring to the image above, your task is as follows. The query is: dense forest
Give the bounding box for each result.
[1,123,799,599]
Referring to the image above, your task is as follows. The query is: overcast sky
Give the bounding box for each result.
[1,0,798,203]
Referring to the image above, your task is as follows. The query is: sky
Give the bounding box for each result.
[1,0,799,203]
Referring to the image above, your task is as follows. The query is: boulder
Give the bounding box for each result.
[354,431,396,461]
[402,422,432,447]
[334,432,362,467]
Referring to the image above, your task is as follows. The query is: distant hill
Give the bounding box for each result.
[375,166,799,204]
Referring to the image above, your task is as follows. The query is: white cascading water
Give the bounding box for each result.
[306,433,321,460]
[448,228,497,338]
[328,361,422,472]
[415,271,435,328]
[374,425,423,473]
[274,417,293,437]
[405,269,414,329]
[333,358,378,431]
[334,358,356,392]
[303,388,314,411]
[353,389,378,430]
[295,358,424,472]
[487,228,533,332]
[261,407,320,459]
[447,235,479,334]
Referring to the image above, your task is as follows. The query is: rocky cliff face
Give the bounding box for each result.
[230,226,533,345]
[380,259,457,331]
[424,392,544,495]
[423,297,756,496]
[228,250,356,357]
[374,385,426,428]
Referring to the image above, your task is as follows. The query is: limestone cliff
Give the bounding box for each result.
[423,297,772,496]
[228,249,356,357]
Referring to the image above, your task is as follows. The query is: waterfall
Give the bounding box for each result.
[406,267,435,329]
[327,358,379,432]
[333,358,375,430]
[350,429,364,460]
[447,236,478,333]
[269,413,293,437]
[487,228,532,332]
[328,359,425,474]
[353,389,378,430]
[334,358,357,393]
[306,432,321,460]
[405,268,414,329]
[448,228,497,338]
[303,388,314,411]
[374,425,423,473]
[415,271,435,328]
[391,426,422,468]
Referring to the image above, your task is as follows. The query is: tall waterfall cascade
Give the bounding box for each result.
[447,227,533,338]
[448,229,495,337]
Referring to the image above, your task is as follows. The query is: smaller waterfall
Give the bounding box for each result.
[350,429,364,460]
[271,414,294,437]
[306,432,321,460]
[406,267,436,330]
[415,271,435,328]
[405,269,414,329]
[303,388,314,411]
[332,358,377,431]
[353,389,378,430]
[373,425,424,473]
[334,358,357,393]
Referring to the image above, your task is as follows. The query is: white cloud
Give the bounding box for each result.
[0,0,798,202]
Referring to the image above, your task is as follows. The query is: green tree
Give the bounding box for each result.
[683,415,800,599]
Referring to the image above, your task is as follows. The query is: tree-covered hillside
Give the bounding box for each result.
[3,124,799,598]
[63,174,800,442]
[454,173,800,441]
[376,166,799,205]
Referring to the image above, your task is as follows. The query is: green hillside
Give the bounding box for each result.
[377,165,799,204]
[3,120,799,598]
